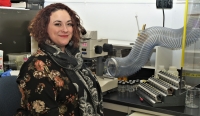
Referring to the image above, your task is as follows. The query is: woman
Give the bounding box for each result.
[16,3,103,116]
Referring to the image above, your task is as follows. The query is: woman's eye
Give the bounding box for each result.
[67,23,73,26]
[55,23,61,26]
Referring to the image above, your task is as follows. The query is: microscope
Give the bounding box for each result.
[80,31,118,94]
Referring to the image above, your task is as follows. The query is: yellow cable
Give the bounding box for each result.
[181,0,189,67]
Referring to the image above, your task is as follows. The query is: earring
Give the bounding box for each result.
[68,40,74,46]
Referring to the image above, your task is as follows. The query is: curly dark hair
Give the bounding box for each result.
[28,3,86,48]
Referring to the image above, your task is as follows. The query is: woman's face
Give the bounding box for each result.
[47,10,73,51]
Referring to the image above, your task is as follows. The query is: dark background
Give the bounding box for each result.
[0,9,39,61]
[10,0,26,3]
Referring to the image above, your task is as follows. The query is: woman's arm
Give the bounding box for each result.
[15,57,59,116]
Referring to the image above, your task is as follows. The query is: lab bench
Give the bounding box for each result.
[103,91,199,116]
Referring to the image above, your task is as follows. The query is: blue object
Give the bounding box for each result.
[1,69,12,77]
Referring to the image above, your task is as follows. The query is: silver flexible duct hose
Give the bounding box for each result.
[106,2,200,77]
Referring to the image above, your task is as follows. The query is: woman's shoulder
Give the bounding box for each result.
[32,49,48,58]
[17,49,54,79]
[20,49,50,70]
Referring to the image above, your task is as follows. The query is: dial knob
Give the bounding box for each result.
[95,45,103,54]
[103,43,113,52]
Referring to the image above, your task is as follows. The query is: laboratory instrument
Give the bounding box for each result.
[105,0,200,77]
[80,31,118,94]
[185,87,200,108]
[136,70,186,107]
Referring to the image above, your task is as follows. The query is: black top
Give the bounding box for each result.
[16,44,103,116]
[16,50,80,115]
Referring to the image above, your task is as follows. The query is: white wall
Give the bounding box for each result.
[44,0,185,42]
[11,0,190,69]
[44,0,186,68]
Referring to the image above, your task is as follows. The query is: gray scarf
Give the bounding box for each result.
[39,42,103,116]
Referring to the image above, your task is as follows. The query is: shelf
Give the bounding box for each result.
[108,39,134,49]
[142,66,155,69]
[112,44,132,49]
[185,50,200,53]
[183,68,200,72]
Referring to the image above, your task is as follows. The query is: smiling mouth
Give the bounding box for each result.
[59,35,68,37]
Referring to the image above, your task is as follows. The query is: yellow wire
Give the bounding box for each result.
[181,0,189,67]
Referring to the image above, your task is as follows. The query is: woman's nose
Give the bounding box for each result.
[62,25,68,32]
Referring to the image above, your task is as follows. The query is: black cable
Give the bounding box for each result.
[180,67,183,90]
[162,8,165,27]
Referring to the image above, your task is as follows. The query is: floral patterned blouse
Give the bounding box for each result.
[15,48,102,116]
